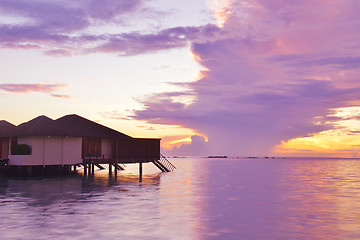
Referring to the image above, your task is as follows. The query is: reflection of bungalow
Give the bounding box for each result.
[0,114,175,175]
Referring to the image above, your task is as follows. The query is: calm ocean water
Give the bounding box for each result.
[1,157,360,239]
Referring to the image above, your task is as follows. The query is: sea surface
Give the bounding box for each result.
[1,157,360,239]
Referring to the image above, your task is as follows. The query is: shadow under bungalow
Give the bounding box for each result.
[0,114,175,176]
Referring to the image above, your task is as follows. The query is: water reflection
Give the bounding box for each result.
[0,168,164,240]
[201,158,360,240]
[283,159,360,239]
[0,172,161,204]
[158,158,209,240]
[1,158,360,239]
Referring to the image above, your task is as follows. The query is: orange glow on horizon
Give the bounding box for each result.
[161,134,208,150]
[169,137,192,145]
[162,136,192,150]
[274,107,360,158]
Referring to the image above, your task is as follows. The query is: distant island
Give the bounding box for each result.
[208,156,228,158]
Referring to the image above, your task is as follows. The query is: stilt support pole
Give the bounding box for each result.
[139,162,143,182]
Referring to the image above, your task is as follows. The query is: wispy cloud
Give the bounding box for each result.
[99,110,133,121]
[44,49,72,57]
[0,0,140,55]
[87,24,221,56]
[0,0,220,56]
[0,83,70,98]
[50,93,71,99]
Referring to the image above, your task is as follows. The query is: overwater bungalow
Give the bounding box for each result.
[0,114,175,176]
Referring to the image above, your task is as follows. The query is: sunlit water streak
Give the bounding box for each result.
[1,157,360,239]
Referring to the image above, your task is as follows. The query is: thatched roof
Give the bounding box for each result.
[2,114,132,139]
[55,114,131,138]
[0,120,16,137]
[12,115,60,137]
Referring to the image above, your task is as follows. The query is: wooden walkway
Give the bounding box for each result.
[0,155,175,179]
[81,154,176,177]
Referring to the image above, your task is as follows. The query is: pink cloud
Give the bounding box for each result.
[0,83,70,98]
[130,1,360,156]
[50,94,71,99]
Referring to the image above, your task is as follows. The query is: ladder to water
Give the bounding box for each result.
[153,154,176,172]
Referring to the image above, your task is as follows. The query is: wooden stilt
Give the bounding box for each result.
[84,163,87,175]
[139,162,143,182]
[109,163,112,175]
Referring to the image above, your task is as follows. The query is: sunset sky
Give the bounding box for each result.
[1,0,360,157]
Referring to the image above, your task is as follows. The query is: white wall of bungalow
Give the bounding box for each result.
[9,136,82,166]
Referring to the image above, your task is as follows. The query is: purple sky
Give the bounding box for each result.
[1,0,360,156]
[132,0,360,156]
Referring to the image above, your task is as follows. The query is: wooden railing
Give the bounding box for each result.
[153,154,176,172]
